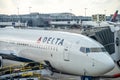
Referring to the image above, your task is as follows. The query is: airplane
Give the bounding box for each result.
[110,10,118,22]
[0,28,119,80]
[107,10,120,26]
[82,10,119,29]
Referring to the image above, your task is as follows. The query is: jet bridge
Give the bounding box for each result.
[81,26,120,67]
[90,27,115,55]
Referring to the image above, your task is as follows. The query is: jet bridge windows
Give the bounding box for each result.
[80,47,106,53]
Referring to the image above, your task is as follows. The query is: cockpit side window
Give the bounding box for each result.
[86,48,90,53]
[80,47,86,53]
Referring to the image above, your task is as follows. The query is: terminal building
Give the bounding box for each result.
[0,12,120,28]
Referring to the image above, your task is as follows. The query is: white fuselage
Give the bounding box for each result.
[0,28,115,76]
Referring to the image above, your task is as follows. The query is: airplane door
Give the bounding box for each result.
[63,46,70,61]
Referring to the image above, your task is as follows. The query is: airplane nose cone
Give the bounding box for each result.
[88,53,115,75]
[94,55,115,75]
[101,54,115,72]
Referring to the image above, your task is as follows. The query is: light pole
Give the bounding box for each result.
[17,7,19,15]
[17,7,20,27]
[104,10,107,21]
[85,8,87,16]
[29,6,32,14]
[104,10,106,16]
[69,9,72,13]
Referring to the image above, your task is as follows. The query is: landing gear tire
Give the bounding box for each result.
[117,60,120,67]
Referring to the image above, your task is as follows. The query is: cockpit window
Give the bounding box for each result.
[80,47,86,53]
[80,47,106,53]
[86,48,90,53]
[90,48,106,52]
[91,48,100,52]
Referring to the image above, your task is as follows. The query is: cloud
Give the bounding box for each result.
[28,0,65,13]
[0,0,17,14]
[30,0,64,6]
[91,0,109,4]
[0,0,6,8]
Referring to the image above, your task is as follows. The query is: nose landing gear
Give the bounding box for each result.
[117,60,120,68]
[81,76,100,80]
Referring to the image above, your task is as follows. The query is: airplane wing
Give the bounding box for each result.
[0,50,56,72]
[0,51,33,62]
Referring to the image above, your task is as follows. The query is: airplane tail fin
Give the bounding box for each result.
[110,10,118,22]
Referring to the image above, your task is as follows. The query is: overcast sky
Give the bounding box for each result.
[0,0,119,16]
